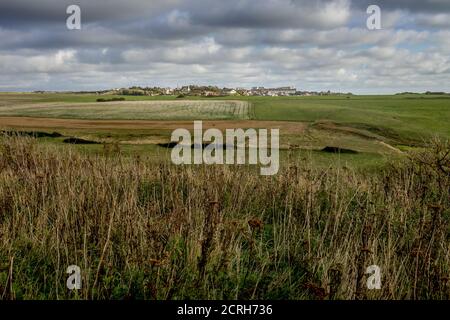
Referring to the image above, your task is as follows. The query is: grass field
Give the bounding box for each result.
[1,93,448,137]
[251,95,450,143]
[0,93,449,300]
[0,92,449,169]
[3,93,450,132]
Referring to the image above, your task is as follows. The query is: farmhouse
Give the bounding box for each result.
[223,88,238,95]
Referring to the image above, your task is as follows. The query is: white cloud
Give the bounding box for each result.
[0,0,449,93]
[416,13,450,28]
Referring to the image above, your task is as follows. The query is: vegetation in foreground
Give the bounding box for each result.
[0,136,449,300]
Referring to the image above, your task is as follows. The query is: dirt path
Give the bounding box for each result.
[378,141,404,154]
[0,117,307,134]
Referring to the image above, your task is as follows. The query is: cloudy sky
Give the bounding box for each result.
[1,0,449,93]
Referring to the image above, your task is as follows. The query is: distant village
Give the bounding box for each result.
[105,86,351,97]
[56,86,352,97]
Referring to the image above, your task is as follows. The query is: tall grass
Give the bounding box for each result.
[0,136,449,300]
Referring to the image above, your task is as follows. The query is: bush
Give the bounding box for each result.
[96,97,126,102]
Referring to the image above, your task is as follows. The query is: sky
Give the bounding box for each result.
[0,0,449,93]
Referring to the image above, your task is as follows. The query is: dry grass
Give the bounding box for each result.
[0,135,449,300]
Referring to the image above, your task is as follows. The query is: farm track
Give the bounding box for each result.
[0,116,307,134]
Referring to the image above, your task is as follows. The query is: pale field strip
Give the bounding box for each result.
[0,100,252,121]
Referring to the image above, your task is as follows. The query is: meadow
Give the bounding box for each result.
[1,92,449,167]
[0,92,449,300]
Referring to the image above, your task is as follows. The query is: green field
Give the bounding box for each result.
[0,92,449,170]
[1,93,449,137]
[251,95,450,142]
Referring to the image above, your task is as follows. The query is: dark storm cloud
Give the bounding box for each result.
[0,0,352,51]
[0,0,174,28]
[0,0,352,31]
[189,0,350,29]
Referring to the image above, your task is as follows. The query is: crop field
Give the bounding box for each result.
[0,99,252,121]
